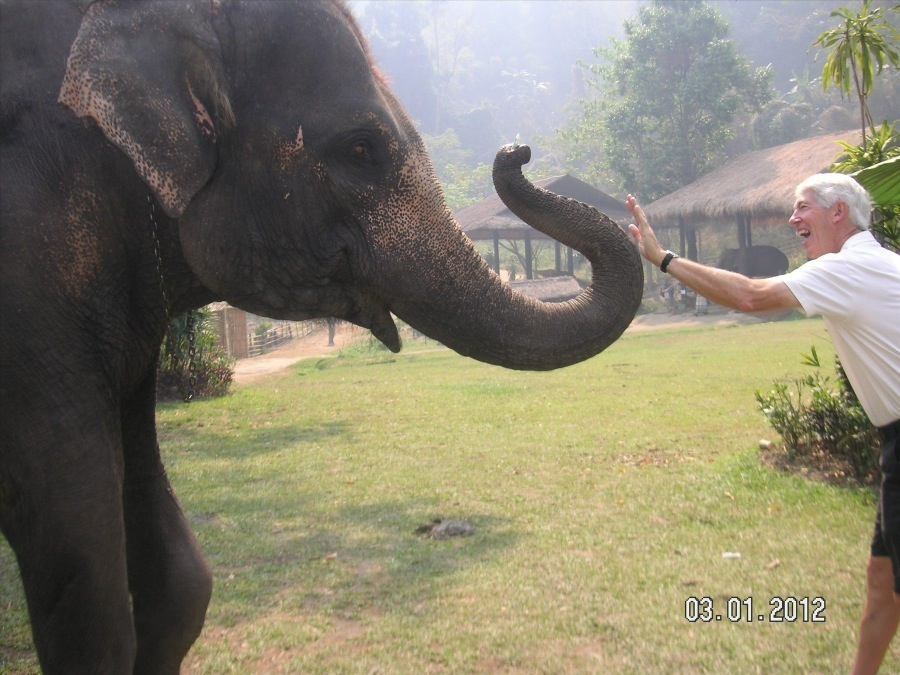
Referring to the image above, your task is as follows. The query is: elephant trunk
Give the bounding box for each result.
[383,144,643,371]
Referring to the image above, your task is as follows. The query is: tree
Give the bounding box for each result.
[421,129,493,211]
[752,99,816,149]
[562,1,772,203]
[814,0,900,146]
[814,2,899,252]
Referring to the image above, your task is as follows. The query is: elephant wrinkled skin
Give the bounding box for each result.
[0,0,642,671]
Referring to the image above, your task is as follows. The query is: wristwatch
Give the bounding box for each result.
[660,250,679,273]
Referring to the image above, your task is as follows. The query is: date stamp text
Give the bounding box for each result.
[684,596,826,623]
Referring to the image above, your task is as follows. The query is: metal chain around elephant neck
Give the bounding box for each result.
[148,194,196,403]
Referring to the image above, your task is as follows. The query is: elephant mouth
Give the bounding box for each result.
[345,287,401,352]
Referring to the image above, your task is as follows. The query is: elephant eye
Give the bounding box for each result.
[337,132,382,178]
[352,140,372,160]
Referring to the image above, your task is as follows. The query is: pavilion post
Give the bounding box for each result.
[524,232,533,279]
[492,233,500,274]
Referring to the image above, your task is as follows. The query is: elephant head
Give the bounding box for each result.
[58,0,643,370]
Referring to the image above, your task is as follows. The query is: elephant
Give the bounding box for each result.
[716,245,789,278]
[0,0,642,671]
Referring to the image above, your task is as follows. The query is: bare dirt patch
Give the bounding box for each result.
[759,443,879,488]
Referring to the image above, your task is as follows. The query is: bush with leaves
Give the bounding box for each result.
[157,308,235,401]
[755,346,880,483]
[834,122,900,254]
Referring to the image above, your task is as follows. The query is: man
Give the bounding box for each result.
[626,173,900,674]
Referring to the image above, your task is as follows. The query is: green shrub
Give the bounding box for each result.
[157,308,235,401]
[755,346,880,482]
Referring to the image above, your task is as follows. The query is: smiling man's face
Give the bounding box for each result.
[789,189,849,260]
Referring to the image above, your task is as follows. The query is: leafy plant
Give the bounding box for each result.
[814,0,900,145]
[829,121,900,252]
[157,308,235,401]
[755,345,879,482]
[833,119,900,173]
[853,155,900,205]
[852,154,900,252]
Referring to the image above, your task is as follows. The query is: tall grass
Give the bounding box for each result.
[1,318,893,673]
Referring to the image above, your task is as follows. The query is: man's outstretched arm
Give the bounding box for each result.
[626,195,801,314]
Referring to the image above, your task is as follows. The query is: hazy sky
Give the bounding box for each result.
[349,0,852,143]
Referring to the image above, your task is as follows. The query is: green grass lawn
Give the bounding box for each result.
[1,317,894,673]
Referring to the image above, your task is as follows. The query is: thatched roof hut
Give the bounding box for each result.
[643,130,861,231]
[456,174,627,278]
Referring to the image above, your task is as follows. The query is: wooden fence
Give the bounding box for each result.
[247,321,317,357]
[209,304,319,359]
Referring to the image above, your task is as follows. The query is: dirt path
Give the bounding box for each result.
[232,310,766,384]
[626,309,766,332]
[232,322,369,383]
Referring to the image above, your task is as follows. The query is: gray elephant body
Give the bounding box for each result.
[0,0,642,670]
[716,245,789,277]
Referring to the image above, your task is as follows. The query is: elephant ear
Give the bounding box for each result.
[59,1,232,218]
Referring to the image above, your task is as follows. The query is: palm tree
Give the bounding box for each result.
[814,0,899,145]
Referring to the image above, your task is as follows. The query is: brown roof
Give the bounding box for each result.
[457,174,629,240]
[643,130,861,228]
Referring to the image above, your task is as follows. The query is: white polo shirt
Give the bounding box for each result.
[779,231,900,428]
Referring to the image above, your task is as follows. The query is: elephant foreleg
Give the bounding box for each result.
[0,388,136,673]
[122,369,212,675]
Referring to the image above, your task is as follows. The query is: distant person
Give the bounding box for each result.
[660,280,678,314]
[677,282,690,313]
[626,173,900,675]
[694,293,708,316]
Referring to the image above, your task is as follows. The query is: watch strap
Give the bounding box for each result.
[660,250,678,273]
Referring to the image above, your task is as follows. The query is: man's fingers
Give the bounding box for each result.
[625,194,638,216]
[628,223,641,241]
[632,207,649,230]
[625,195,649,230]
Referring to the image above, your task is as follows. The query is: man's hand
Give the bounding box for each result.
[626,194,665,268]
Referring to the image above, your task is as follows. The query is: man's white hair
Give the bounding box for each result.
[795,172,872,231]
